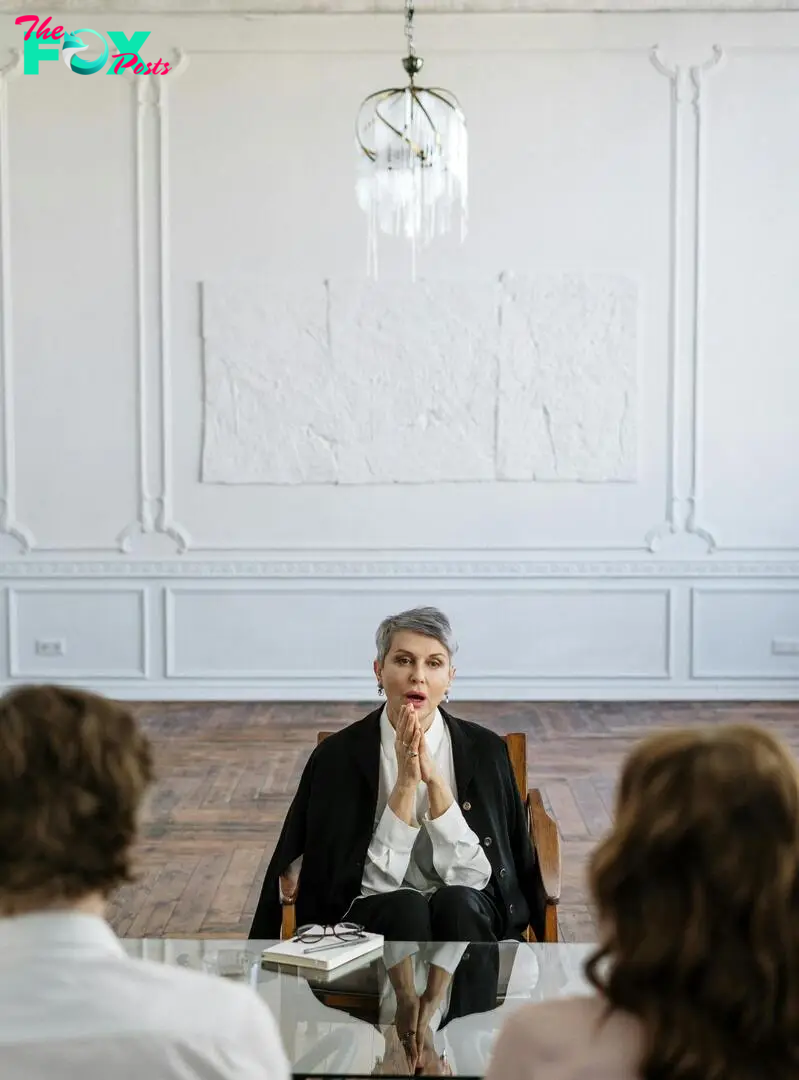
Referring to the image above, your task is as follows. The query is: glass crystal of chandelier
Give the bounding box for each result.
[355,0,468,278]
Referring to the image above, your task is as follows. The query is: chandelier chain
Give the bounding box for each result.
[404,0,415,57]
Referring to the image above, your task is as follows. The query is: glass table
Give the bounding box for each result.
[121,939,594,1078]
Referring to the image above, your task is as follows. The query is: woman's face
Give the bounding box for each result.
[374,630,454,731]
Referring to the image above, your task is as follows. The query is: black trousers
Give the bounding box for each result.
[347,885,504,943]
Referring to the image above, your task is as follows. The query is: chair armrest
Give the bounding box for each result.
[278,868,300,940]
[280,895,297,940]
[528,788,561,903]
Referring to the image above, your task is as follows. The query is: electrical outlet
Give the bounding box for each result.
[34,639,66,658]
[771,638,799,656]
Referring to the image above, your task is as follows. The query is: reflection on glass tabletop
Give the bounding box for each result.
[120,938,593,1078]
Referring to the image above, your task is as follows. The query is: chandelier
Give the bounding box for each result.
[355,0,468,278]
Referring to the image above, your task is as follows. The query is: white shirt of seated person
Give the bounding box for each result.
[280,707,492,908]
[0,909,290,1080]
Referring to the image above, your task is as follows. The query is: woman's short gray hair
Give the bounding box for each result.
[375,606,458,666]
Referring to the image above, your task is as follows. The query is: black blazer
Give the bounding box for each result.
[248,707,547,942]
[440,942,501,1027]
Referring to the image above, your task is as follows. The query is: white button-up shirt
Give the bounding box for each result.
[359,708,492,896]
[0,911,290,1080]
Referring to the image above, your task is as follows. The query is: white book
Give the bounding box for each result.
[261,930,384,973]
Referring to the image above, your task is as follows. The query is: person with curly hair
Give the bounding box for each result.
[0,684,289,1080]
[485,722,799,1080]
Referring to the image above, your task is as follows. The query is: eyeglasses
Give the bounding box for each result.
[293,921,366,944]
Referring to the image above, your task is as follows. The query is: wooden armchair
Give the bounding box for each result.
[280,731,561,942]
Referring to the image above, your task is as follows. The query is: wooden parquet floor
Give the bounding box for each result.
[108,701,799,942]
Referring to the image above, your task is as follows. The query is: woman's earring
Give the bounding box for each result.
[444,689,450,703]
[377,683,384,697]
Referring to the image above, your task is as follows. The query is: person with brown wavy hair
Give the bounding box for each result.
[0,683,154,915]
[0,684,289,1080]
[485,722,799,1080]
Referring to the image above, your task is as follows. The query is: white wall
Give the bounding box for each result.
[0,10,797,700]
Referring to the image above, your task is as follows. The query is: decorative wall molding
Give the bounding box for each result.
[163,583,674,679]
[689,585,799,679]
[117,52,191,555]
[685,47,723,551]
[6,585,151,679]
[645,48,681,553]
[0,557,797,578]
[169,39,735,558]
[645,46,722,555]
[0,50,34,554]
[117,75,158,553]
[154,55,191,549]
[128,34,792,559]
[1,25,794,565]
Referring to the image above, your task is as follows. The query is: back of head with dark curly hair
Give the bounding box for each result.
[585,723,799,1080]
[0,684,153,912]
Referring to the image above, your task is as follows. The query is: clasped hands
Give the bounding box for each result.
[381,959,452,1076]
[394,703,440,788]
[390,703,454,824]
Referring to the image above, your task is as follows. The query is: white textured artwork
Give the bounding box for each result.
[201,274,637,485]
[497,274,637,481]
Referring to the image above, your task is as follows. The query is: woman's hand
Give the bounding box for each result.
[378,1026,416,1076]
[389,704,422,825]
[414,1024,451,1077]
[419,729,454,818]
[395,704,422,789]
[418,728,443,787]
[395,990,421,1069]
[415,997,437,1054]
[278,870,299,903]
[416,965,452,1058]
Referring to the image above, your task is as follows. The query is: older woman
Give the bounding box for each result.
[249,606,546,943]
[485,722,799,1080]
